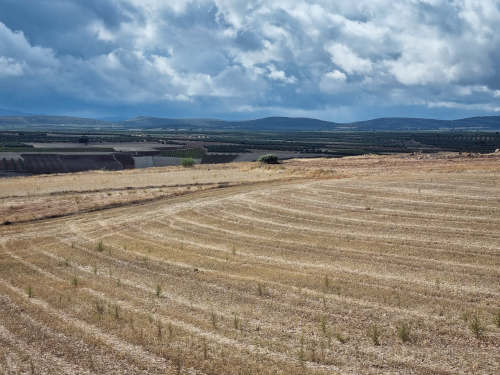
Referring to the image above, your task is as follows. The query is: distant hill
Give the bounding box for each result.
[1,114,500,131]
[122,116,335,131]
[344,117,500,131]
[225,117,335,131]
[122,116,227,129]
[0,115,116,128]
[123,115,500,131]
[0,108,31,116]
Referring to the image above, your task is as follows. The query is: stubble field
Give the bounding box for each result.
[0,153,499,374]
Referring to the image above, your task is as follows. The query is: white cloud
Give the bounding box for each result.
[427,101,500,112]
[325,43,373,75]
[267,64,296,84]
[0,56,24,77]
[319,70,347,93]
[0,22,58,74]
[1,1,500,119]
[88,21,116,42]
[326,70,347,81]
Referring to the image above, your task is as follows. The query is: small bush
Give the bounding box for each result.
[258,154,279,164]
[27,286,33,298]
[210,312,217,330]
[202,338,208,360]
[298,335,305,365]
[180,157,195,167]
[96,241,105,252]
[397,323,411,343]
[95,301,105,317]
[323,275,330,290]
[335,332,347,344]
[174,354,183,374]
[461,311,471,322]
[368,325,381,346]
[495,311,500,328]
[157,321,163,339]
[469,314,484,339]
[257,283,267,297]
[310,341,317,362]
[320,316,327,335]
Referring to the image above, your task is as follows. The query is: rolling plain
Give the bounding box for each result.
[0,152,499,374]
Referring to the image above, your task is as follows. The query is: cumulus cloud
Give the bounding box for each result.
[0,22,58,72]
[326,43,373,75]
[0,0,500,120]
[319,70,347,94]
[0,56,24,77]
[267,64,297,84]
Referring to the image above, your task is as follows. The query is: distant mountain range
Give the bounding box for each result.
[1,114,500,131]
[0,108,32,116]
[0,115,118,128]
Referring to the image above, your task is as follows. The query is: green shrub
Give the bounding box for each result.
[335,332,347,344]
[323,275,330,290]
[157,321,163,339]
[258,154,279,164]
[180,157,195,167]
[298,335,305,365]
[210,312,217,330]
[95,301,105,317]
[368,325,381,346]
[397,323,411,343]
[320,315,328,336]
[96,241,105,252]
[257,283,267,297]
[469,314,484,339]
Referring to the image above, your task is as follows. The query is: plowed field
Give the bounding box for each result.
[1,154,499,374]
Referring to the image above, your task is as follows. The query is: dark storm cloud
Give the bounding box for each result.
[0,0,500,120]
[0,0,137,58]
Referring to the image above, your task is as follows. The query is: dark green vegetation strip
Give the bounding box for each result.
[0,147,115,152]
[205,144,249,153]
[2,130,499,160]
[158,148,205,158]
[200,131,500,154]
[201,154,238,164]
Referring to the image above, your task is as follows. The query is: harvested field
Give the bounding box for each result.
[0,163,303,223]
[0,153,499,374]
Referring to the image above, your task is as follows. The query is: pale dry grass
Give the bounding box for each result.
[0,153,499,374]
[0,162,295,198]
[0,162,302,223]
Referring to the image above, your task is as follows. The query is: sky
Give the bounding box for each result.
[1,0,500,122]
